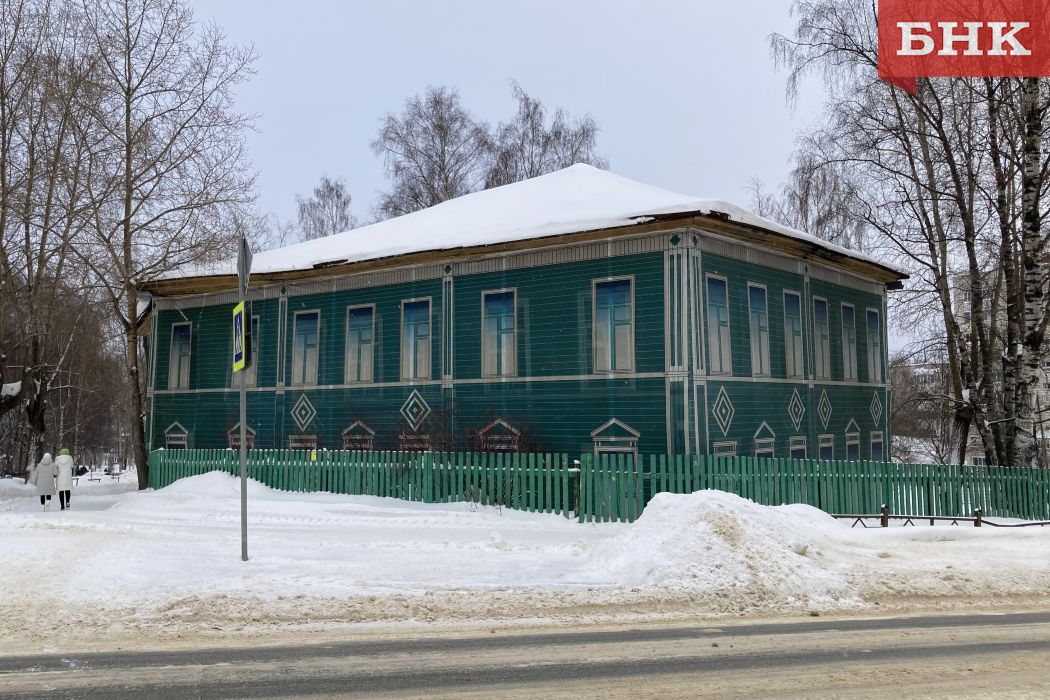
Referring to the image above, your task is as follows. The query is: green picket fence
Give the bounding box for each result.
[150,449,576,517]
[577,453,1050,523]
[149,449,1050,524]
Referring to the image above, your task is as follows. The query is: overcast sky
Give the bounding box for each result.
[187,0,824,225]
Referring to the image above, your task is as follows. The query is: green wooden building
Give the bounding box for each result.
[140,165,906,461]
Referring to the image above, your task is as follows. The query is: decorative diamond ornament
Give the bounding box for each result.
[400,390,431,432]
[291,394,317,432]
[870,392,883,425]
[817,390,832,430]
[670,233,681,247]
[712,386,735,437]
[788,389,806,432]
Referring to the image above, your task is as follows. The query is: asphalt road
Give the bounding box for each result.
[3,611,1050,698]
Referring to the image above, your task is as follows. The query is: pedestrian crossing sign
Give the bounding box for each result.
[232,301,249,372]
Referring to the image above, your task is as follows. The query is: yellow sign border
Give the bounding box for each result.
[232,301,246,373]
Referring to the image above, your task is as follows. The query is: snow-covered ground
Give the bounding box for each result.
[2,471,1050,653]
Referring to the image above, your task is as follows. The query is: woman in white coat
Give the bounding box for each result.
[30,453,58,511]
[55,448,74,510]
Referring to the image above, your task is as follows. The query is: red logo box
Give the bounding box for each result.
[879,0,1050,93]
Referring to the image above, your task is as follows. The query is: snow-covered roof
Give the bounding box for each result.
[159,164,903,286]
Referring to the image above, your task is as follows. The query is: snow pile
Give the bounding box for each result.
[592,491,856,610]
[2,472,1050,652]
[0,380,20,398]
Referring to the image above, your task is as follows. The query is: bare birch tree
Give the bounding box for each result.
[371,86,490,219]
[770,0,1050,466]
[76,0,256,488]
[295,175,356,240]
[485,81,608,189]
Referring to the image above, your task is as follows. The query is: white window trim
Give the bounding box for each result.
[592,276,636,375]
[841,302,858,382]
[400,297,433,382]
[227,422,256,449]
[344,304,376,384]
[747,282,770,377]
[783,290,805,379]
[164,421,189,449]
[712,440,737,457]
[865,307,883,384]
[812,296,831,381]
[789,436,807,459]
[818,434,835,460]
[591,418,641,457]
[291,309,321,387]
[755,438,775,458]
[870,430,885,461]
[845,420,861,461]
[168,322,192,390]
[481,288,518,378]
[706,274,732,376]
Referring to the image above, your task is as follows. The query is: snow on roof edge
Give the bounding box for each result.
[154,165,906,286]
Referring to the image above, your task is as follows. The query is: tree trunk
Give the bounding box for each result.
[1016,77,1046,467]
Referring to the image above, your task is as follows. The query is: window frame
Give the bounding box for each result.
[818,434,835,461]
[344,304,376,384]
[812,296,831,380]
[290,309,321,387]
[706,274,733,376]
[712,440,737,457]
[783,290,805,379]
[481,288,518,378]
[789,436,807,460]
[592,276,635,374]
[400,297,433,382]
[168,322,192,390]
[846,430,860,461]
[866,308,883,384]
[755,437,775,459]
[747,282,771,377]
[870,431,885,462]
[164,422,189,450]
[841,303,858,382]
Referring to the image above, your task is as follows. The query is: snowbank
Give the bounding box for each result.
[591,491,857,610]
[1,473,1049,652]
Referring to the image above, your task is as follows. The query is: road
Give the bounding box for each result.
[2,611,1050,698]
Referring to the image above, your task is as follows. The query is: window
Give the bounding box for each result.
[399,431,431,451]
[483,290,517,377]
[291,311,319,385]
[813,298,831,380]
[784,292,804,379]
[842,304,858,381]
[289,434,317,450]
[231,316,260,387]
[818,434,834,461]
[401,300,431,380]
[789,437,807,460]
[713,441,737,457]
[345,306,374,383]
[867,310,883,383]
[164,422,188,450]
[748,284,770,376]
[870,432,884,462]
[168,323,192,390]
[342,421,375,451]
[478,419,521,452]
[227,423,256,450]
[755,438,775,459]
[707,277,732,375]
[846,433,860,461]
[591,418,640,458]
[594,279,633,372]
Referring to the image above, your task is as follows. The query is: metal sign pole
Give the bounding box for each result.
[236,235,252,562]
